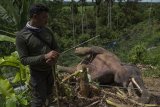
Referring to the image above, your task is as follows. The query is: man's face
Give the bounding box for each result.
[34,11,48,27]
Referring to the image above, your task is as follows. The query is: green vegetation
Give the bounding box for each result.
[0,0,160,106]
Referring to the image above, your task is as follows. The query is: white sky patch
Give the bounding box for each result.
[64,0,160,2]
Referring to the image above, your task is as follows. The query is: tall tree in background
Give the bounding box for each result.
[71,0,76,45]
[80,0,86,35]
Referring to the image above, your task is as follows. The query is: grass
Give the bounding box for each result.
[142,66,160,78]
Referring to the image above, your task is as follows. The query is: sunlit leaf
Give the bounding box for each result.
[6,94,17,107]
[12,72,20,83]
[0,35,15,43]
[0,78,14,96]
[17,95,28,105]
[10,51,19,58]
[0,61,19,68]
[0,52,21,68]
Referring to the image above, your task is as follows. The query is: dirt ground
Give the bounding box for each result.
[143,77,160,105]
[144,77,160,95]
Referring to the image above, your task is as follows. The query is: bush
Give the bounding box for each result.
[128,43,147,64]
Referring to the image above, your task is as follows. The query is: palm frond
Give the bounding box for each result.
[0,0,19,27]
[0,5,14,24]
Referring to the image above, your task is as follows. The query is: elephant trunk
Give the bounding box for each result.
[57,65,76,73]
[131,77,150,103]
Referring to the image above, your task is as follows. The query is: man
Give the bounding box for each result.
[16,3,59,107]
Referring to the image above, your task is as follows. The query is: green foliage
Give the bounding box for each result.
[152,4,160,21]
[0,41,15,57]
[143,46,160,66]
[0,78,15,97]
[49,2,160,68]
[129,43,147,64]
[0,77,28,107]
[0,35,16,57]
[0,52,30,106]
[0,0,37,31]
[0,95,5,107]
[58,51,81,66]
[0,0,35,57]
[0,35,15,43]
[142,66,160,78]
[78,34,90,45]
[0,52,30,84]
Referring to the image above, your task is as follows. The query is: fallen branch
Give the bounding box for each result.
[106,99,120,107]
[115,87,127,97]
[102,89,160,107]
[61,70,82,83]
[102,89,144,106]
[144,104,160,107]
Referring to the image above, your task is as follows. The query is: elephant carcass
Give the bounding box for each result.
[75,46,129,85]
[58,46,150,103]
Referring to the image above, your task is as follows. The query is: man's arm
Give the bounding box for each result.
[16,35,46,65]
[46,27,60,52]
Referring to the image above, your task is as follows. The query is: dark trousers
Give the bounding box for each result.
[29,70,54,107]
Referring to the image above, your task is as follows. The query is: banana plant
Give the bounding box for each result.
[0,51,30,84]
[0,18,30,106]
[0,51,30,107]
[0,34,16,57]
[0,0,36,31]
[0,77,28,107]
[0,35,15,43]
[0,0,34,58]
[0,0,54,32]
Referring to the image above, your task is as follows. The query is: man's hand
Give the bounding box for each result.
[45,50,59,65]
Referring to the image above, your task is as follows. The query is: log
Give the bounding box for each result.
[79,66,90,97]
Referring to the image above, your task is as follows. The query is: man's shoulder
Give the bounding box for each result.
[16,27,32,38]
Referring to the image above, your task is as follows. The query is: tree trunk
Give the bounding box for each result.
[79,65,90,97]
